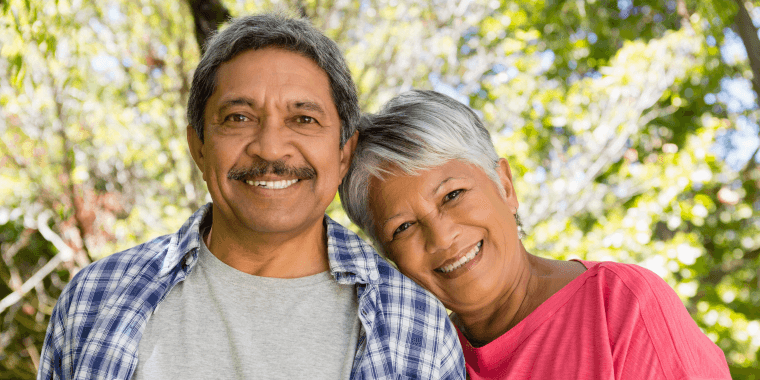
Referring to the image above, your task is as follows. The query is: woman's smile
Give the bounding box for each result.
[435,240,483,277]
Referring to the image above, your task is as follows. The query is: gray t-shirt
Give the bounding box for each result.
[133,233,360,380]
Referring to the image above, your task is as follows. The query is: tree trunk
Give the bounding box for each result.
[733,0,760,109]
[186,0,231,54]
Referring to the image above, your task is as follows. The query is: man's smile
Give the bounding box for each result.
[227,159,317,188]
[245,178,300,189]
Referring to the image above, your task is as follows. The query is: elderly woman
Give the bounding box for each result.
[339,90,731,379]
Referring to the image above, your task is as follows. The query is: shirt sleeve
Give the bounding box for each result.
[436,311,467,380]
[600,263,732,380]
[37,284,71,380]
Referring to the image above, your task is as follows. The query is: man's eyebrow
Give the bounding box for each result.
[217,96,256,114]
[290,100,326,115]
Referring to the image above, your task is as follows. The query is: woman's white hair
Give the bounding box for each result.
[339,90,503,249]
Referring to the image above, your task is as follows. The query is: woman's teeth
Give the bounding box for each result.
[245,179,299,189]
[438,241,482,273]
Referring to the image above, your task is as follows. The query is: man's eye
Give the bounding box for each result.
[296,115,316,124]
[392,222,413,237]
[443,189,464,203]
[224,114,249,122]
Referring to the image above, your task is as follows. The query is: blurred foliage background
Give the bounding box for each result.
[1,0,759,378]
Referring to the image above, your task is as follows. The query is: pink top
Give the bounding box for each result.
[458,261,731,379]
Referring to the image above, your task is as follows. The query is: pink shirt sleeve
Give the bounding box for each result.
[596,262,731,380]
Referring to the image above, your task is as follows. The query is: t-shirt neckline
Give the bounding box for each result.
[458,260,600,359]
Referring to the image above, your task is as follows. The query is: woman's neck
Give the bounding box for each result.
[452,255,586,347]
[454,259,542,347]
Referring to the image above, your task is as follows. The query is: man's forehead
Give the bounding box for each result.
[219,47,325,79]
[213,95,328,114]
[208,48,337,111]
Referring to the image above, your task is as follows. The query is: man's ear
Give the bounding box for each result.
[338,131,359,179]
[187,125,206,181]
[497,157,519,214]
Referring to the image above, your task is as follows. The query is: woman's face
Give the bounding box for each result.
[368,158,524,313]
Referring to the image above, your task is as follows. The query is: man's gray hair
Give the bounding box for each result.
[187,13,359,147]
[339,90,502,246]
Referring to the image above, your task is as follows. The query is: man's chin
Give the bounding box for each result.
[237,211,324,236]
[209,195,328,235]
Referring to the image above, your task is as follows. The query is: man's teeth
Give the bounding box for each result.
[438,241,482,274]
[245,179,299,189]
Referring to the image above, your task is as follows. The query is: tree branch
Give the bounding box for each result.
[0,135,28,169]
[1,228,33,293]
[0,213,73,314]
[676,0,691,25]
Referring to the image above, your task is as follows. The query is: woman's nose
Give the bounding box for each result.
[423,213,461,255]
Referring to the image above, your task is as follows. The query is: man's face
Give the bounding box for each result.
[188,47,356,238]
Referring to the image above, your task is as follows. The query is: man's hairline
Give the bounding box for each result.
[194,45,350,146]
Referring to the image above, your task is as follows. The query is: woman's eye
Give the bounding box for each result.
[224,114,249,122]
[392,222,413,237]
[443,189,464,203]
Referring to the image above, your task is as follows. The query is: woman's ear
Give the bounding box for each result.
[497,158,519,214]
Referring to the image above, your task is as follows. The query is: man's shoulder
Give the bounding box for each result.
[374,258,432,296]
[324,218,440,301]
[66,205,208,291]
[371,254,451,322]
[360,249,464,378]
[65,234,173,292]
[324,216,449,322]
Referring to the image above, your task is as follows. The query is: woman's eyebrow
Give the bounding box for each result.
[380,176,464,229]
[382,213,403,230]
[432,177,461,196]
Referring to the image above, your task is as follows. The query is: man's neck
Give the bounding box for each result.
[205,212,330,279]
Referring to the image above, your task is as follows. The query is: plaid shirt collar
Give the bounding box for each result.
[157,203,381,285]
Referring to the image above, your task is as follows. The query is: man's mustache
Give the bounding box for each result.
[227,160,316,181]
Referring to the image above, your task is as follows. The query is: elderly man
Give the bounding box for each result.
[38,14,464,380]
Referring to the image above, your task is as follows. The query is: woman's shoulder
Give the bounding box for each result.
[575,260,670,290]
[572,260,731,378]
[574,260,691,323]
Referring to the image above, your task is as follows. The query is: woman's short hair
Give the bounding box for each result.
[339,90,502,247]
[187,13,359,147]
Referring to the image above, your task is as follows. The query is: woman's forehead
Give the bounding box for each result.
[369,160,481,204]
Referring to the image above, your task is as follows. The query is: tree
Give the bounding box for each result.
[1,0,204,376]
[1,0,758,377]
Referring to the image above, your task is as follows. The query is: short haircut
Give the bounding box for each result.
[187,13,359,147]
[339,90,503,247]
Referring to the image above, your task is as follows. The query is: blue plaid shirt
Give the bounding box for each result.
[38,204,465,379]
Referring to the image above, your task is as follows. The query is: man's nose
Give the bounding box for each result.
[422,213,461,255]
[246,116,291,162]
